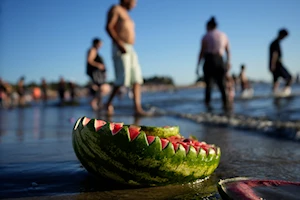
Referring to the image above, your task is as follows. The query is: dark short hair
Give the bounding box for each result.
[278,29,288,37]
[92,38,101,46]
[207,16,217,28]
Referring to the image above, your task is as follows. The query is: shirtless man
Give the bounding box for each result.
[105,0,150,116]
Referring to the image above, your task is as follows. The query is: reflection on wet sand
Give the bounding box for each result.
[0,160,219,200]
[33,107,40,139]
[1,85,300,199]
[17,108,25,142]
[39,107,46,140]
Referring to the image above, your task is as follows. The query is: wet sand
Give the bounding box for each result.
[1,92,300,199]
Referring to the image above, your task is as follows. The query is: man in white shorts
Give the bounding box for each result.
[105,0,150,116]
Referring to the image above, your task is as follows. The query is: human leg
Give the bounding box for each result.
[104,45,129,115]
[279,65,292,87]
[204,74,213,107]
[105,85,121,115]
[132,83,149,115]
[215,73,228,108]
[130,47,148,115]
[272,68,280,93]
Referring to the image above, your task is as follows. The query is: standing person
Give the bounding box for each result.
[239,64,250,92]
[196,17,231,110]
[105,0,151,116]
[16,76,26,107]
[239,64,254,98]
[41,78,48,103]
[225,74,235,106]
[0,78,7,108]
[296,73,300,84]
[269,29,292,97]
[57,77,66,105]
[32,86,41,103]
[86,38,106,111]
[68,81,76,102]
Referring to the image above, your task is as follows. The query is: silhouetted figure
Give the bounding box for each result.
[68,81,76,102]
[296,73,300,84]
[105,0,152,116]
[2,80,13,108]
[269,29,292,97]
[16,76,26,107]
[196,16,231,110]
[239,65,254,98]
[41,78,48,103]
[57,77,66,105]
[86,38,106,111]
[32,86,41,103]
[0,78,7,108]
[232,74,238,91]
[225,74,235,106]
[239,64,251,92]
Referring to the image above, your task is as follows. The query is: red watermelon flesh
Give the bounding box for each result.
[110,123,124,135]
[95,120,107,131]
[94,119,217,156]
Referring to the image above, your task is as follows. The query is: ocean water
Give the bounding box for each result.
[0,83,300,199]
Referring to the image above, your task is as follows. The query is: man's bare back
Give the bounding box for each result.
[106,3,136,47]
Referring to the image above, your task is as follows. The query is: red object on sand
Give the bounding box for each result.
[218,177,300,200]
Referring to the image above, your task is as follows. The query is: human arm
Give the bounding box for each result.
[88,48,105,70]
[225,37,231,72]
[106,6,126,53]
[270,51,278,72]
[196,38,206,76]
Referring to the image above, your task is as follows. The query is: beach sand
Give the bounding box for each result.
[1,91,300,199]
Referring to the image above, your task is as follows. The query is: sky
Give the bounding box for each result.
[1,0,300,86]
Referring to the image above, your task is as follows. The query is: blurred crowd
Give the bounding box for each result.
[0,76,80,109]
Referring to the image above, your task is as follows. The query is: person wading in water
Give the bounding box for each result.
[86,38,106,111]
[196,17,231,110]
[105,0,152,116]
[269,29,292,97]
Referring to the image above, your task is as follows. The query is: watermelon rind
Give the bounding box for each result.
[72,117,221,186]
[139,125,180,138]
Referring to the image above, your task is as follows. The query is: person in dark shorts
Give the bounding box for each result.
[269,29,292,96]
[86,38,106,111]
[196,17,231,110]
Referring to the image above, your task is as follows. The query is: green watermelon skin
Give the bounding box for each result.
[72,117,221,186]
[139,125,180,138]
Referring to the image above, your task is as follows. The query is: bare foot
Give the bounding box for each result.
[91,101,99,111]
[106,104,114,116]
[134,110,154,117]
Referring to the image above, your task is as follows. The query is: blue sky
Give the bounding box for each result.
[1,0,299,85]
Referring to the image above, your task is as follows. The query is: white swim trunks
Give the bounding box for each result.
[112,43,143,87]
